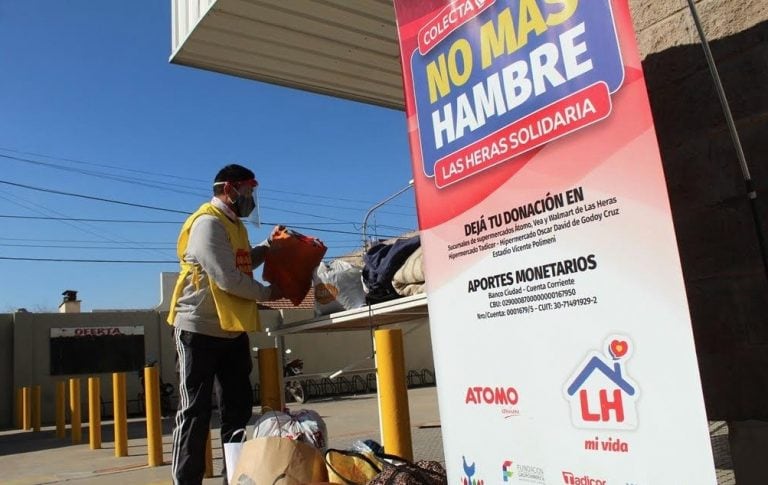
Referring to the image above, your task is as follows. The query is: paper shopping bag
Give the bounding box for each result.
[224,429,247,484]
[231,437,328,485]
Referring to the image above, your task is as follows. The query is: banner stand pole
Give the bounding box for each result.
[685,0,768,280]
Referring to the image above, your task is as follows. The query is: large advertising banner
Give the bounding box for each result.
[392,1,717,483]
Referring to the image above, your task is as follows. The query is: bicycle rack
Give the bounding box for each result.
[421,368,435,385]
[352,375,368,394]
[252,383,260,405]
[304,379,321,399]
[260,367,436,402]
[366,373,377,392]
[319,377,337,396]
[407,370,423,387]
[336,376,353,394]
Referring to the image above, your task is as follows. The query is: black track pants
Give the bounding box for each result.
[171,329,253,485]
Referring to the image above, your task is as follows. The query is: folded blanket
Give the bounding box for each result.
[363,236,420,304]
[392,246,425,296]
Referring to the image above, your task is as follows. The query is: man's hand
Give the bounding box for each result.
[269,225,286,243]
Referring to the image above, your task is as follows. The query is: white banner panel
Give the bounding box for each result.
[393,1,717,483]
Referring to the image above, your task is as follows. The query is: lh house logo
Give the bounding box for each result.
[564,335,639,429]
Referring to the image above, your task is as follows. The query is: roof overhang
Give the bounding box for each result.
[170,0,405,110]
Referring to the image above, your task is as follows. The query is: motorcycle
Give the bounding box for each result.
[252,347,306,404]
[284,357,306,404]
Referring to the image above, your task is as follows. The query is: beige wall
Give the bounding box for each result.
[252,310,434,384]
[277,323,434,378]
[1,305,432,428]
[631,2,768,419]
[0,314,13,429]
[631,0,767,59]
[13,311,163,425]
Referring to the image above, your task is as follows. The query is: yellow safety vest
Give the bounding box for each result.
[167,203,261,332]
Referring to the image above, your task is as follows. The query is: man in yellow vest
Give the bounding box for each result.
[167,164,281,485]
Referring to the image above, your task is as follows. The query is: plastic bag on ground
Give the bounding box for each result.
[252,409,328,450]
[349,439,383,461]
[293,408,328,449]
[324,448,381,485]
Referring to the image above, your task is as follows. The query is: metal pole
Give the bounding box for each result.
[32,385,41,432]
[277,335,287,382]
[144,365,163,466]
[15,387,22,429]
[204,430,213,478]
[22,386,31,431]
[113,372,128,457]
[686,0,750,181]
[362,181,414,250]
[69,378,82,444]
[88,377,102,449]
[686,0,768,277]
[55,381,66,438]
[258,347,283,412]
[374,328,413,461]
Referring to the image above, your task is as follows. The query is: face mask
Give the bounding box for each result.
[230,187,256,218]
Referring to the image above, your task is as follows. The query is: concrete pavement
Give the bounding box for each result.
[0,387,735,484]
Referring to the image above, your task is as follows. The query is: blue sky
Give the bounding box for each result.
[0,2,416,311]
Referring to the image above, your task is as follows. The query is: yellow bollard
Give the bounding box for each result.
[32,385,41,432]
[22,386,31,431]
[144,365,163,466]
[88,377,102,449]
[258,348,282,413]
[113,372,128,457]
[204,431,213,478]
[70,378,82,444]
[15,387,22,429]
[55,381,66,438]
[374,329,413,461]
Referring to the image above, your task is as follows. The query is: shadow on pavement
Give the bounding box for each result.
[0,418,178,456]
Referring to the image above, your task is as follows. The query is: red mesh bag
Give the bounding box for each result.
[263,228,327,305]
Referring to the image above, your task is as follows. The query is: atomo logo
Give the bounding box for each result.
[464,386,520,418]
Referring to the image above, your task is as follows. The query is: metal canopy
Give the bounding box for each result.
[170,0,406,110]
[268,293,428,335]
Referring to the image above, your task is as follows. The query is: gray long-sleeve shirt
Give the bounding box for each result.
[172,202,272,338]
